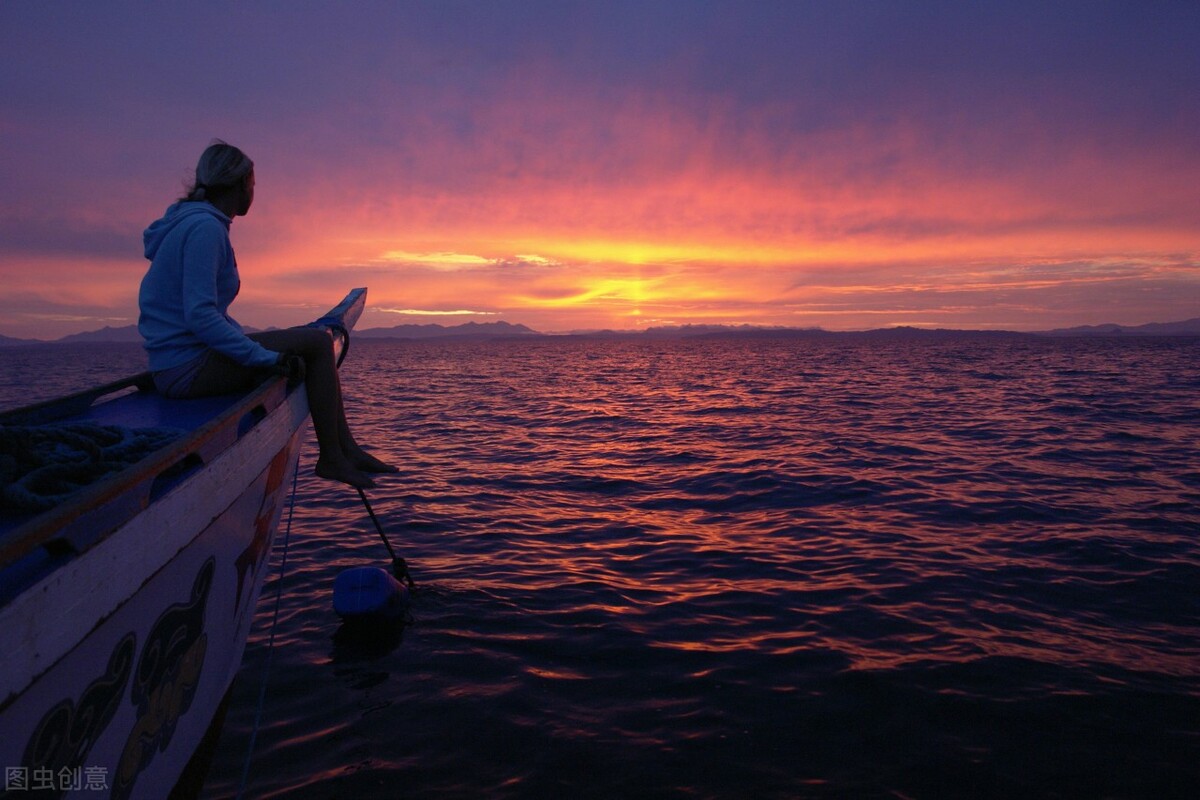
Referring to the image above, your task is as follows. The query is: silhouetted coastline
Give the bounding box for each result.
[3,316,1200,346]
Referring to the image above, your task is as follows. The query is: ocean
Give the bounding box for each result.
[2,335,1198,798]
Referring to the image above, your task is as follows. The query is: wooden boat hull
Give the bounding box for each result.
[0,289,365,798]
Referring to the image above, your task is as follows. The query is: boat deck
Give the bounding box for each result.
[2,381,241,526]
[1,376,288,602]
[76,386,237,433]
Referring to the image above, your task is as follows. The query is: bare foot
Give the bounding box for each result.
[314,457,376,489]
[348,448,398,473]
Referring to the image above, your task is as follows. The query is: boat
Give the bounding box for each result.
[0,287,368,799]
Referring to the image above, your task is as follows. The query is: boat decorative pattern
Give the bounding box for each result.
[20,633,136,797]
[113,557,214,800]
[235,445,292,613]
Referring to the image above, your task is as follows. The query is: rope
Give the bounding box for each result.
[0,423,182,512]
[306,317,350,367]
[356,486,415,588]
[236,447,300,800]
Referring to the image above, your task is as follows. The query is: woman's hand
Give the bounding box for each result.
[274,352,306,387]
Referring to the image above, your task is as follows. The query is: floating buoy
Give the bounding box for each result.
[333,566,410,621]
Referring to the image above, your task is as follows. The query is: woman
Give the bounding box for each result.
[138,141,393,488]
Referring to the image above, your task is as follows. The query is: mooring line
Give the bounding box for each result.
[356,486,415,588]
[236,448,301,799]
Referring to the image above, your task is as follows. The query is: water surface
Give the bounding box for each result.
[2,336,1197,798]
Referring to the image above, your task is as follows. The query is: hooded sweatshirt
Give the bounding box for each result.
[138,201,278,372]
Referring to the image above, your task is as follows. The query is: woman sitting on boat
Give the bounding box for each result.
[138,140,394,489]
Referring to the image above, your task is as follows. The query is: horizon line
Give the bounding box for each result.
[4,316,1199,345]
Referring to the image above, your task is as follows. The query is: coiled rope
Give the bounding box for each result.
[0,422,181,512]
[236,447,300,799]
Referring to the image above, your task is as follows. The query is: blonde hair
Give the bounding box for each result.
[183,140,253,202]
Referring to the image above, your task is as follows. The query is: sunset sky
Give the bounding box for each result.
[2,1,1198,339]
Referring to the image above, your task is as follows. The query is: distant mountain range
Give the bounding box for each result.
[2,317,1198,346]
[566,318,1200,339]
[55,325,146,343]
[0,320,539,345]
[1038,318,1200,336]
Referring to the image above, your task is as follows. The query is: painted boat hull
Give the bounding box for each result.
[0,289,366,798]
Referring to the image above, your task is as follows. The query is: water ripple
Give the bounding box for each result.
[4,338,1197,797]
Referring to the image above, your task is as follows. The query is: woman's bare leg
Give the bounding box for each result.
[249,328,390,487]
[329,368,396,472]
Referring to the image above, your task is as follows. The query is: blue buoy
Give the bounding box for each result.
[333,566,410,621]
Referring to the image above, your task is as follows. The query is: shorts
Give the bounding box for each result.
[152,350,270,399]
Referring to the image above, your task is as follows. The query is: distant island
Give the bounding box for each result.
[1038,319,1200,337]
[2,317,1199,346]
[54,325,146,344]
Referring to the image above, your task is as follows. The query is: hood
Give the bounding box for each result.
[143,201,231,260]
